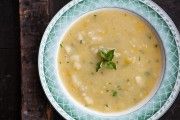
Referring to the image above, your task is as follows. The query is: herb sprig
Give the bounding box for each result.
[96,49,117,72]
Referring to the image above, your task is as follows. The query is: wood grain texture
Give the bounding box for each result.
[20,0,53,119]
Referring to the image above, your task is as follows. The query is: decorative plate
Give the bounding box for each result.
[38,0,180,119]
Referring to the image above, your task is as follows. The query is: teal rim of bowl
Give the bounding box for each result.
[38,0,180,120]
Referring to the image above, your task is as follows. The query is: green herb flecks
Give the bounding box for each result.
[106,90,109,92]
[84,104,89,107]
[60,43,63,48]
[80,40,83,44]
[154,44,158,48]
[91,72,94,75]
[96,61,103,72]
[144,71,151,76]
[147,34,152,39]
[105,104,109,107]
[117,85,122,90]
[139,50,144,54]
[156,59,159,63]
[112,90,118,97]
[96,49,117,72]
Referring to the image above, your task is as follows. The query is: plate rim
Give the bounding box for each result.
[38,0,180,120]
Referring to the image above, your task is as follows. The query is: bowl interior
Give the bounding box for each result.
[56,8,167,116]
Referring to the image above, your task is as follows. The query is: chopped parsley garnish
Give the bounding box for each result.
[139,50,144,54]
[156,59,159,63]
[105,104,109,107]
[91,72,94,75]
[117,85,121,89]
[96,49,117,72]
[60,43,63,48]
[148,36,152,39]
[80,40,83,44]
[144,71,151,76]
[84,104,89,107]
[112,90,117,97]
[147,34,152,39]
[154,44,158,48]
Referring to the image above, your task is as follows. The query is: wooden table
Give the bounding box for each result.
[0,0,179,120]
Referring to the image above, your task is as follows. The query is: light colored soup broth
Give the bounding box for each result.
[58,9,163,113]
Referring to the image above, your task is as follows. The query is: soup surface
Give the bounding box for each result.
[58,9,163,113]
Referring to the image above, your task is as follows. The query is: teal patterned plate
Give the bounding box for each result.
[38,0,180,119]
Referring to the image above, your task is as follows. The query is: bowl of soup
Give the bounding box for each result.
[38,0,180,120]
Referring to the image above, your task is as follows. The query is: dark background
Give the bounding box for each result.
[0,0,179,120]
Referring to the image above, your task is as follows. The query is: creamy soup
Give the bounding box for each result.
[58,9,163,113]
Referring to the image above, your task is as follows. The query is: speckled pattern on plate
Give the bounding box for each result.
[38,0,180,120]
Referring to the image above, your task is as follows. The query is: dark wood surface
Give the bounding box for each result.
[0,0,21,120]
[0,0,179,120]
[19,0,70,119]
[20,0,53,119]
